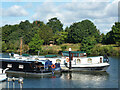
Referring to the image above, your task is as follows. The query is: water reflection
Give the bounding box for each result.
[61,72,109,86]
[0,81,6,89]
[7,73,62,79]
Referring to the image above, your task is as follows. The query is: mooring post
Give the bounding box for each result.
[20,37,23,55]
[38,51,40,57]
[18,77,23,89]
[69,48,71,70]
[12,77,15,89]
[8,81,9,89]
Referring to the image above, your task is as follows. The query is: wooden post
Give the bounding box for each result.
[72,53,73,60]
[20,37,23,55]
[69,48,71,70]
[38,51,40,57]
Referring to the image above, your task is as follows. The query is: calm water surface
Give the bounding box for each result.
[0,53,119,88]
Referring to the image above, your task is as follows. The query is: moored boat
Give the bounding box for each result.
[8,51,110,72]
[32,51,110,72]
[0,58,61,77]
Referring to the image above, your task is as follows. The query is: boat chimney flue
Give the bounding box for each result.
[69,48,72,70]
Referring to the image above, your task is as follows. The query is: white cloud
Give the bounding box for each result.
[1,0,118,34]
[104,0,118,17]
[96,23,114,34]
[1,20,20,26]
[94,17,117,24]
[24,3,33,9]
[2,5,28,17]
[32,2,59,22]
[31,1,118,34]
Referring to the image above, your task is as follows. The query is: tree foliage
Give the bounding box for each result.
[80,36,96,55]
[28,34,44,53]
[103,22,120,45]
[112,22,120,46]
[53,31,68,44]
[47,17,63,34]
[1,18,119,55]
[38,24,53,45]
[67,19,100,43]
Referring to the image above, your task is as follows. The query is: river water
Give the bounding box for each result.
[0,53,119,89]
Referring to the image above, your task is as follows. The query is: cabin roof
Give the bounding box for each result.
[22,54,29,56]
[62,51,85,54]
[45,55,57,58]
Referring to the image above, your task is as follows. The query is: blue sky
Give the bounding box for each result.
[0,0,118,34]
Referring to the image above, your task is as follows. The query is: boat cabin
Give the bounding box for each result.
[62,51,87,58]
[0,58,53,73]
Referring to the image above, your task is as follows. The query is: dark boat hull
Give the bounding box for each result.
[0,58,53,75]
[6,71,52,77]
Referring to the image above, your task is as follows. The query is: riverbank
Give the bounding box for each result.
[3,43,119,56]
[40,43,120,56]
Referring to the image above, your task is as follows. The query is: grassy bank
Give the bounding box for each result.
[40,43,81,55]
[3,43,120,56]
[40,43,120,56]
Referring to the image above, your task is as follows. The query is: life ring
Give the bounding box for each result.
[51,64,56,69]
[66,57,69,62]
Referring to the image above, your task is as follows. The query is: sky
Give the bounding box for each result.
[0,0,119,34]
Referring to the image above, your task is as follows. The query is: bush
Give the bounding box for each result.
[116,42,120,46]
[61,45,67,51]
[91,44,119,56]
[48,49,58,54]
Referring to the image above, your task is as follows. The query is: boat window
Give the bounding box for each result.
[88,58,92,63]
[7,64,12,68]
[56,59,61,63]
[19,65,24,69]
[77,59,81,63]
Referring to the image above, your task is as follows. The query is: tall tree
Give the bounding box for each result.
[28,34,44,53]
[53,31,68,44]
[47,17,63,33]
[112,22,120,46]
[67,19,100,43]
[19,20,34,44]
[38,24,53,45]
[103,22,120,45]
[103,31,115,44]
[33,20,44,27]
[80,36,96,55]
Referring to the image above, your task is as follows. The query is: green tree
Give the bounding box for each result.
[47,17,63,33]
[19,20,34,44]
[65,26,70,32]
[112,22,120,46]
[80,36,96,55]
[2,41,7,52]
[67,19,100,43]
[38,24,53,45]
[28,34,44,53]
[53,31,68,44]
[103,22,120,45]
[33,20,44,28]
[103,31,115,44]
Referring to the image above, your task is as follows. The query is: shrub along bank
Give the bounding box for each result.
[40,44,120,56]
